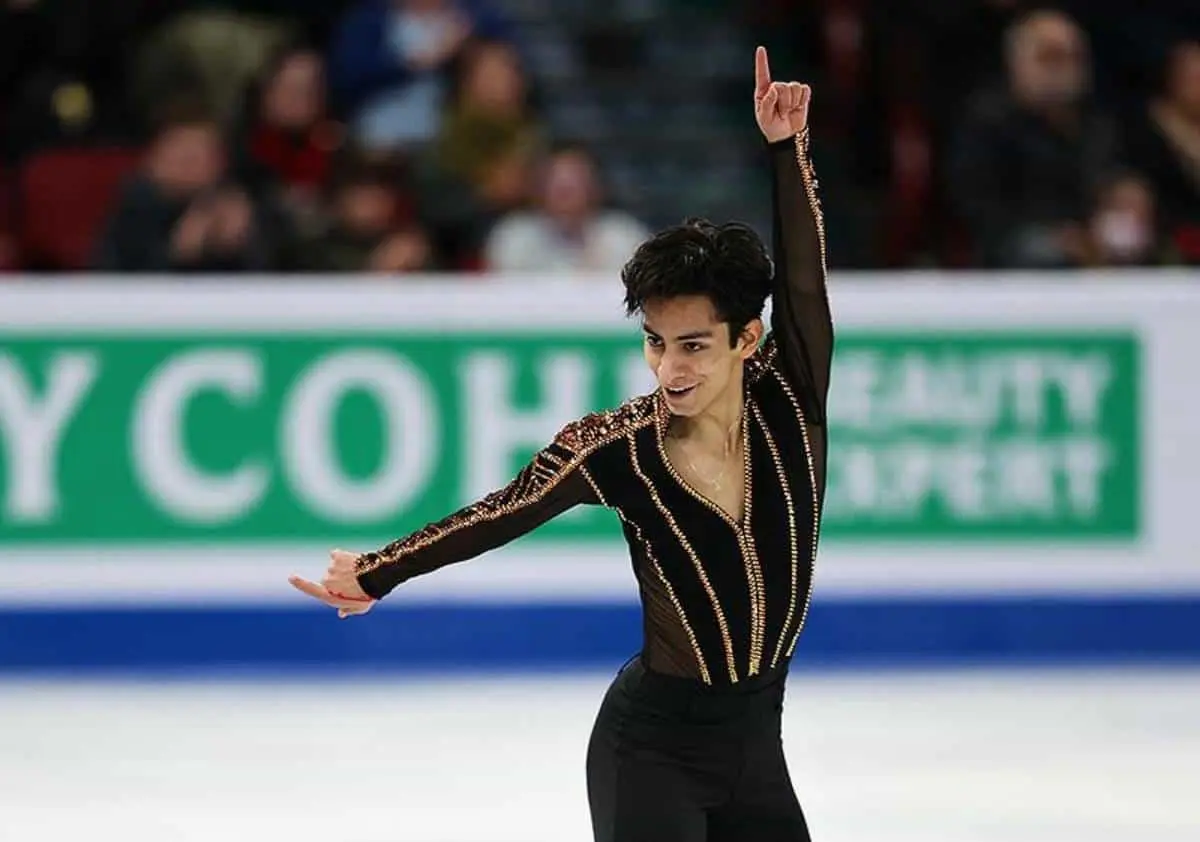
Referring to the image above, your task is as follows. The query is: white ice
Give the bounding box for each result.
[0,667,1197,842]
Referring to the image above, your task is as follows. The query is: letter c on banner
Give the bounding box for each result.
[132,349,269,524]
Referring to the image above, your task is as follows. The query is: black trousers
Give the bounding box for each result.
[586,656,812,842]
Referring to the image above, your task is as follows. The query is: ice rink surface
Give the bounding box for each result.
[1,667,1197,842]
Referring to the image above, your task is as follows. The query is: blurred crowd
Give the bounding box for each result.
[936,2,1200,268]
[0,0,651,274]
[0,0,1196,274]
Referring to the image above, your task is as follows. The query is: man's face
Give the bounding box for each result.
[1010,14,1089,107]
[461,42,525,115]
[264,52,324,130]
[149,124,224,197]
[336,183,396,238]
[542,151,596,224]
[641,295,760,417]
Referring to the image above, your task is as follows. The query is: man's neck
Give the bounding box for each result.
[674,380,745,457]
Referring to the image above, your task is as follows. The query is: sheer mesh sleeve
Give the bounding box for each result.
[355,437,600,599]
[762,128,834,424]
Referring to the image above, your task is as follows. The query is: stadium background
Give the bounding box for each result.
[1,2,1198,840]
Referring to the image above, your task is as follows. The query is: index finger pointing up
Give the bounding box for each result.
[755,46,772,96]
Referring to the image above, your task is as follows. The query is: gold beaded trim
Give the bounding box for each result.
[650,393,748,531]
[578,465,607,506]
[794,127,828,275]
[770,369,822,659]
[356,396,657,576]
[614,506,712,684]
[753,403,800,670]
[651,392,767,678]
[741,415,765,676]
[628,430,739,684]
[783,127,828,658]
[745,336,778,385]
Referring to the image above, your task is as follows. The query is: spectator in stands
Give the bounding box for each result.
[1080,171,1176,267]
[232,44,341,232]
[190,0,358,46]
[94,103,282,272]
[485,141,650,274]
[1124,39,1200,264]
[328,0,511,152]
[413,38,539,268]
[947,9,1122,268]
[132,6,294,129]
[295,151,431,273]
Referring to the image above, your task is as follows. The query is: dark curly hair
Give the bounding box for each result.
[621,218,774,347]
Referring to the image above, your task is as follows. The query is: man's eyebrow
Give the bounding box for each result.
[642,325,714,341]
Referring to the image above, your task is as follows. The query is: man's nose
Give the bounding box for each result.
[658,353,690,381]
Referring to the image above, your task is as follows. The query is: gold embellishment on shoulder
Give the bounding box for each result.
[628,430,739,684]
[355,395,657,576]
[556,393,657,453]
[745,337,778,385]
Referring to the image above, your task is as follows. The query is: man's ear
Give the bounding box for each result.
[738,318,765,359]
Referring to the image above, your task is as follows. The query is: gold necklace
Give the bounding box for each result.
[682,447,731,491]
[672,422,742,492]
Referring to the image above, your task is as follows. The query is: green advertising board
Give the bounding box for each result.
[0,330,1139,546]
[823,333,1139,538]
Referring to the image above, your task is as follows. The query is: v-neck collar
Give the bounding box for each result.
[652,387,754,535]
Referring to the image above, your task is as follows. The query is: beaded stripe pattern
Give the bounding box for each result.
[355,396,658,576]
[628,430,740,685]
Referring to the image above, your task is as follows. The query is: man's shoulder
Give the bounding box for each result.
[554,393,659,458]
[746,335,779,384]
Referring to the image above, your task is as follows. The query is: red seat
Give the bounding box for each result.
[1172,224,1200,264]
[18,147,143,270]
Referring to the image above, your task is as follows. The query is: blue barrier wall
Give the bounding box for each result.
[4,596,1198,675]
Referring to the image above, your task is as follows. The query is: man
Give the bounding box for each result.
[94,104,279,272]
[328,0,511,150]
[485,141,652,274]
[948,8,1121,268]
[291,47,830,841]
[1124,38,1200,263]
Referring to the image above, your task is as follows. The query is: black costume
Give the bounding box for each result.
[357,129,832,842]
